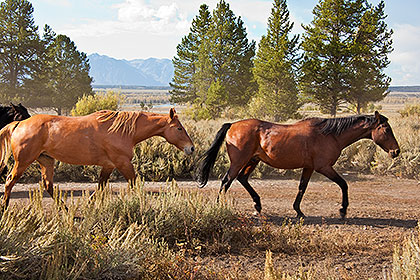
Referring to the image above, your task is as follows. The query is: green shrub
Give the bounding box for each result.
[399,104,420,117]
[71,91,125,116]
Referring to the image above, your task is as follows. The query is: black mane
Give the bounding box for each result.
[311,115,380,136]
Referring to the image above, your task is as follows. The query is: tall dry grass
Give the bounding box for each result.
[388,225,420,280]
[0,179,385,279]
[0,181,242,279]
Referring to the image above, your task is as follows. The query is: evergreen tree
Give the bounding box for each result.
[170,4,211,104]
[346,0,392,113]
[170,1,256,119]
[300,0,366,116]
[26,26,92,115]
[197,0,256,118]
[300,0,392,116]
[252,0,301,121]
[0,0,42,102]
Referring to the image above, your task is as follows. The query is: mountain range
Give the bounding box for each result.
[88,53,174,87]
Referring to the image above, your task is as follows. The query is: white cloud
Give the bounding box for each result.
[60,0,189,38]
[388,24,420,85]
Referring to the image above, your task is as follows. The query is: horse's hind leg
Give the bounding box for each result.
[2,161,32,208]
[293,167,314,218]
[218,143,254,201]
[237,158,261,213]
[317,166,348,219]
[37,154,55,198]
[217,166,241,201]
[37,155,68,211]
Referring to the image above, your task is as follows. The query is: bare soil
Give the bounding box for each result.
[4,173,420,279]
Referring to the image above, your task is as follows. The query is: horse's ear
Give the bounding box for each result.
[169,108,176,120]
[374,111,380,122]
[374,111,388,124]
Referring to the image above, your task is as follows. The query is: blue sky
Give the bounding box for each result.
[31,0,420,85]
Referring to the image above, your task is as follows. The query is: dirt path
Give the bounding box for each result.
[4,174,420,279]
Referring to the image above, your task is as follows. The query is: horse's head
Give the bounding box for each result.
[162,108,195,155]
[10,103,30,121]
[371,111,400,158]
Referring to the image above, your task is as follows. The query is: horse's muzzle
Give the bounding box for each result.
[184,145,195,155]
[390,149,400,158]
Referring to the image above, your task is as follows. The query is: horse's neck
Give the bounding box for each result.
[336,125,372,149]
[133,114,167,143]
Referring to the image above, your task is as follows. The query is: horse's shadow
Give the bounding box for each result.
[265,214,418,229]
[2,189,161,200]
[2,190,89,199]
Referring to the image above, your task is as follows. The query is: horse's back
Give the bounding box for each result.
[10,113,114,165]
[226,118,319,169]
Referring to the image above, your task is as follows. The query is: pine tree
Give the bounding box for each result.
[346,0,392,113]
[170,4,211,104]
[197,0,256,118]
[252,0,301,121]
[300,0,392,116]
[300,0,366,116]
[0,0,42,102]
[170,1,255,119]
[26,26,92,115]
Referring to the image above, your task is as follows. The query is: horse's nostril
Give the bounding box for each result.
[191,146,195,152]
[391,149,400,158]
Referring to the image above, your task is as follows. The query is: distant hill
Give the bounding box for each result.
[88,53,173,86]
[389,86,420,92]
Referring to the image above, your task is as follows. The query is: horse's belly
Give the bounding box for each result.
[259,150,308,170]
[47,149,107,166]
[264,158,305,170]
[44,139,109,166]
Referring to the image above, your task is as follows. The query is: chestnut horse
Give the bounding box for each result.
[0,108,194,208]
[197,111,400,218]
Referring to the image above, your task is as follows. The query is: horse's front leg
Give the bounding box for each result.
[293,167,314,218]
[114,159,136,188]
[317,166,349,219]
[89,166,114,201]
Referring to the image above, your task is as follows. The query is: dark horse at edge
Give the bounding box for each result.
[0,103,30,128]
[0,103,30,179]
[197,111,400,219]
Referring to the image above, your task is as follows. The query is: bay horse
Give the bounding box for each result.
[0,108,194,208]
[197,111,400,218]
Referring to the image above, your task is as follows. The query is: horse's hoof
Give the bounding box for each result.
[339,208,347,219]
[296,213,305,219]
[254,204,262,214]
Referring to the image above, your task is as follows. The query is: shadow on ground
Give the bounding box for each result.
[266,214,418,229]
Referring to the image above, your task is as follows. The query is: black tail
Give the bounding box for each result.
[197,123,232,188]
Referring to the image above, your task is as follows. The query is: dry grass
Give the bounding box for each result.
[1,179,412,279]
[389,225,420,280]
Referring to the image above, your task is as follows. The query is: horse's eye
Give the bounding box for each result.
[177,127,182,131]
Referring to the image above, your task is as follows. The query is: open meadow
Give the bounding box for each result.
[1,90,420,279]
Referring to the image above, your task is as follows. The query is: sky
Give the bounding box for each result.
[31,0,420,86]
